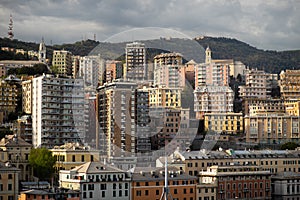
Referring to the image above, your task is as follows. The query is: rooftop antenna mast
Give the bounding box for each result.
[160,150,173,200]
[8,14,14,40]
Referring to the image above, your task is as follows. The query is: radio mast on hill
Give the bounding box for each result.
[8,14,14,40]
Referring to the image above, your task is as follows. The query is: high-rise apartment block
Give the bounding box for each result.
[72,55,80,78]
[79,55,101,89]
[22,78,33,114]
[125,42,146,81]
[154,52,185,88]
[31,74,85,148]
[0,77,18,122]
[239,69,278,99]
[280,69,300,100]
[52,50,72,76]
[97,81,138,158]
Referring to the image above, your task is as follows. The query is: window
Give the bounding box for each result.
[83,192,86,198]
[113,191,116,197]
[145,182,149,186]
[8,174,12,179]
[190,188,193,193]
[0,184,3,191]
[145,190,149,196]
[81,155,85,162]
[113,183,116,189]
[90,155,94,162]
[174,189,177,194]
[156,182,159,186]
[102,191,105,197]
[136,190,141,196]
[184,189,187,194]
[100,184,106,190]
[125,190,128,196]
[119,190,122,197]
[8,184,12,191]
[72,155,75,162]
[89,192,93,198]
[156,190,159,195]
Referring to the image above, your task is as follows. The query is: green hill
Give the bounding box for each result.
[1,36,300,74]
[195,36,300,74]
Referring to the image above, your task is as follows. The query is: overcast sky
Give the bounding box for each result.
[0,0,299,51]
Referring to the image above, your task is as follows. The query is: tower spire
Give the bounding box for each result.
[8,14,14,40]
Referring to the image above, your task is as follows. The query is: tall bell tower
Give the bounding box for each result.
[205,46,212,63]
[38,38,46,63]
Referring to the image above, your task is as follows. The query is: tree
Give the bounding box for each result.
[280,142,299,150]
[29,148,56,181]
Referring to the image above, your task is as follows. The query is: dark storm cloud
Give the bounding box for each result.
[0,0,299,50]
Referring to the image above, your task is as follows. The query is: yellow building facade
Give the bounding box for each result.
[245,113,300,144]
[50,143,100,171]
[280,69,300,100]
[148,87,181,108]
[204,112,243,134]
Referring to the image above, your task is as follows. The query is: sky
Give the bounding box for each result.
[0,0,299,51]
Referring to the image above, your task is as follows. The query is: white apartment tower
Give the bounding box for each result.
[125,42,146,81]
[31,74,85,148]
[79,55,101,89]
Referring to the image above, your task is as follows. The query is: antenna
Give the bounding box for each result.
[8,14,14,40]
[159,154,173,200]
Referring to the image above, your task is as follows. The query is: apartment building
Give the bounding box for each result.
[204,112,243,134]
[243,98,286,116]
[150,108,181,151]
[0,135,32,181]
[79,55,101,89]
[148,86,181,108]
[59,162,131,200]
[239,69,278,99]
[198,165,272,200]
[125,42,146,81]
[169,149,300,177]
[22,78,33,114]
[97,81,138,158]
[50,143,100,171]
[12,115,32,144]
[285,100,300,116]
[105,60,123,84]
[154,52,185,88]
[195,47,242,87]
[280,69,300,100]
[0,162,20,200]
[0,78,18,122]
[31,74,85,148]
[131,167,197,200]
[272,172,300,200]
[245,113,300,144]
[194,86,234,119]
[72,55,80,78]
[52,50,72,76]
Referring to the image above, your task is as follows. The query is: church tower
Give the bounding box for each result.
[205,46,212,63]
[38,38,46,63]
